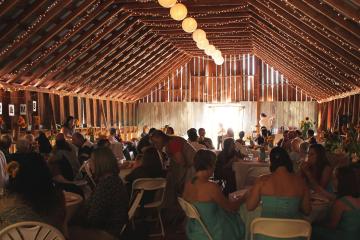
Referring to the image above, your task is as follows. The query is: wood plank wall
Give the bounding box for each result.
[139,55,315,103]
[318,94,360,130]
[0,89,137,131]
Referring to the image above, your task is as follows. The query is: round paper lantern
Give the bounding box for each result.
[211,49,222,59]
[170,3,187,21]
[158,0,177,8]
[182,17,197,33]
[192,29,206,42]
[215,56,224,65]
[196,38,209,50]
[204,44,216,56]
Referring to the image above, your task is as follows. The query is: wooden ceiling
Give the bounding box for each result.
[0,0,359,102]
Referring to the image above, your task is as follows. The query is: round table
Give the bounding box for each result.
[232,161,270,189]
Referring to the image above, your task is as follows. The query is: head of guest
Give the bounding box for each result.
[143,125,149,134]
[16,138,31,154]
[269,147,294,173]
[187,128,198,142]
[6,155,61,216]
[90,147,119,180]
[308,144,330,181]
[0,134,12,151]
[239,131,245,139]
[150,130,170,150]
[337,166,360,198]
[97,138,111,148]
[166,127,174,135]
[54,133,71,151]
[63,116,75,129]
[109,128,117,136]
[226,128,234,138]
[72,132,85,148]
[260,113,267,118]
[261,127,268,137]
[283,130,289,138]
[24,133,35,145]
[37,131,52,154]
[193,149,217,177]
[291,138,303,153]
[198,128,206,138]
[296,130,302,138]
[223,138,235,156]
[142,147,163,173]
[307,129,315,138]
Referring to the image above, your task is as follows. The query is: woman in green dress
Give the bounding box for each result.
[312,166,360,240]
[246,147,311,240]
[182,149,245,240]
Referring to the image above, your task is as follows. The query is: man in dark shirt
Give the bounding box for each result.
[198,128,214,149]
[72,132,93,165]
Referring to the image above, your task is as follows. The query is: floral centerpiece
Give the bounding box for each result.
[300,117,314,138]
[343,125,360,163]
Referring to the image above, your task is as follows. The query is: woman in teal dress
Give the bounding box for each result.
[182,149,245,240]
[246,147,311,240]
[312,166,360,240]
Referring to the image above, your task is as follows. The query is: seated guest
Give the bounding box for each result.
[137,127,156,153]
[182,149,245,240]
[61,116,75,138]
[0,134,12,162]
[141,125,149,138]
[300,144,333,192]
[107,128,118,144]
[236,131,246,146]
[312,166,360,240]
[247,147,311,222]
[198,128,214,149]
[107,128,125,160]
[72,132,93,165]
[24,133,37,152]
[37,131,52,157]
[277,130,289,147]
[1,157,65,232]
[307,129,317,145]
[74,147,128,240]
[9,138,35,163]
[289,137,304,171]
[97,138,111,148]
[215,138,239,196]
[49,134,83,196]
[187,128,206,151]
[166,126,175,135]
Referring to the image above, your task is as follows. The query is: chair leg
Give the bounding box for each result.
[158,209,165,237]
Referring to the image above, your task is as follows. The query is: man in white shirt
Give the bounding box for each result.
[187,128,206,151]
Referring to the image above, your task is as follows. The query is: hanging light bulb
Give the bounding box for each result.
[170,3,187,21]
[204,44,216,56]
[211,49,222,59]
[192,29,206,42]
[158,0,177,8]
[182,17,197,33]
[196,38,209,50]
[215,56,224,65]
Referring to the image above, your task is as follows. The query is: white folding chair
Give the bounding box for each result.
[79,161,96,188]
[250,217,311,240]
[130,178,167,237]
[177,197,213,240]
[0,221,65,240]
[244,167,270,187]
[120,190,144,235]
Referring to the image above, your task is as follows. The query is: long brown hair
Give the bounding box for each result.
[309,144,330,182]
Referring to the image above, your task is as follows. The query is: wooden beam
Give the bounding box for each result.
[323,0,360,23]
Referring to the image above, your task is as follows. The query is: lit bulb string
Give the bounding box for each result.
[13,0,102,76]
[319,0,360,23]
[254,19,358,88]
[258,1,360,72]
[123,5,249,18]
[0,1,60,58]
[278,0,357,53]
[253,6,360,77]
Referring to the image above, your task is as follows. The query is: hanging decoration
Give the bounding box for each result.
[158,0,176,8]
[182,17,197,33]
[170,3,187,21]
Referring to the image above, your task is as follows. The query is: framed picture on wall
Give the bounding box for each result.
[0,102,2,115]
[20,104,27,115]
[33,101,37,112]
[9,104,14,116]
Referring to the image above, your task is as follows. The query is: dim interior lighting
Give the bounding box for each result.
[170,3,187,21]
[192,29,207,42]
[182,17,197,33]
[196,38,209,50]
[158,0,177,8]
[204,44,216,56]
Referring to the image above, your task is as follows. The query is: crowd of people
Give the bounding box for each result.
[0,117,359,240]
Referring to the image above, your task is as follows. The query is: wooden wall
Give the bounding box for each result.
[0,89,138,132]
[318,94,360,130]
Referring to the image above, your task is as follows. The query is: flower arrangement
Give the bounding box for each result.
[343,125,360,163]
[17,116,27,129]
[300,117,314,138]
[75,119,80,128]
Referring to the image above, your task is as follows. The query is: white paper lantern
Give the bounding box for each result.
[215,56,224,65]
[158,0,177,8]
[182,17,197,33]
[170,3,187,21]
[211,49,222,59]
[196,38,209,50]
[204,44,216,56]
[192,29,206,42]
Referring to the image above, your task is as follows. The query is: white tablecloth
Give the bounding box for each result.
[233,161,270,189]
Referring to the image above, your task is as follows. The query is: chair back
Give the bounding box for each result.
[177,197,213,240]
[79,161,96,187]
[250,217,311,240]
[130,178,166,203]
[120,190,144,235]
[0,221,65,240]
[245,167,270,186]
